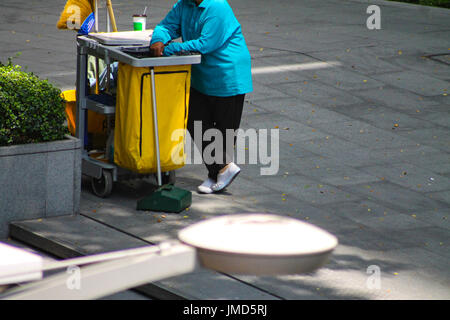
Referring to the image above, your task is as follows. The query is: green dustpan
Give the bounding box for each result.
[137,184,192,213]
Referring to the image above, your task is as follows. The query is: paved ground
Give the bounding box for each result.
[1,0,449,299]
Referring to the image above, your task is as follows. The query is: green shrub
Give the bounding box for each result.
[0,58,67,146]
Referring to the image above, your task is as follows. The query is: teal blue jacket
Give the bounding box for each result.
[150,0,253,97]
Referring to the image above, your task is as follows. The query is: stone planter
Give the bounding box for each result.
[0,135,81,238]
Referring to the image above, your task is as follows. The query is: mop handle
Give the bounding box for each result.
[150,67,162,186]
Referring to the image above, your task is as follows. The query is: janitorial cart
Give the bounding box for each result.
[71,3,200,212]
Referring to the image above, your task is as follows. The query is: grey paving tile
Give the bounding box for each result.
[246,96,309,114]
[276,80,364,108]
[251,173,362,206]
[0,7,29,23]
[241,112,329,143]
[157,270,279,300]
[429,94,450,106]
[391,240,450,271]
[247,45,295,59]
[253,53,320,66]
[381,54,450,81]
[350,86,442,114]
[0,0,62,10]
[1,47,75,66]
[333,246,450,299]
[252,70,308,87]
[360,163,450,193]
[426,190,450,206]
[301,67,385,91]
[365,211,433,234]
[245,81,293,102]
[238,158,312,181]
[413,209,450,230]
[310,49,403,76]
[340,181,449,213]
[241,101,272,118]
[0,21,71,40]
[329,103,388,120]
[396,127,450,152]
[313,119,418,150]
[277,141,322,160]
[299,135,375,167]
[251,54,315,85]
[215,174,275,197]
[371,71,449,97]
[331,242,450,298]
[361,28,450,55]
[334,226,413,252]
[419,110,450,128]
[229,191,360,236]
[347,106,437,132]
[383,227,450,258]
[258,27,381,54]
[1,31,76,56]
[283,156,381,187]
[274,101,356,125]
[364,144,446,169]
[322,199,435,232]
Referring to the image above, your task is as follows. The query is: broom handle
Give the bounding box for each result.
[106,0,118,32]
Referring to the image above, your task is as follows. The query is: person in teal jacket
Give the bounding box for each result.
[151,0,253,194]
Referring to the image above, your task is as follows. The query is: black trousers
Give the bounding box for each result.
[187,87,245,181]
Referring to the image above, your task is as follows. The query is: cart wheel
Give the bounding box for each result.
[161,171,176,185]
[91,170,113,198]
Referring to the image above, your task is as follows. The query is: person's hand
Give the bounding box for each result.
[150,42,165,57]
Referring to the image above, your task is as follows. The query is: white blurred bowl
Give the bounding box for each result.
[178,213,338,275]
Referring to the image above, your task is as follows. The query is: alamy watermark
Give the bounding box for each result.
[170,121,280,176]
[66,5,82,30]
[366,5,381,30]
[66,265,81,290]
[366,265,381,290]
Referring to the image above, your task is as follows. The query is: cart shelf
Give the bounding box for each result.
[86,94,116,115]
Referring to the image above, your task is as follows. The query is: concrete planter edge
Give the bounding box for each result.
[0,135,81,239]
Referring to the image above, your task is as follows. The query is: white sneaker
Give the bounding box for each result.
[212,163,241,192]
[197,178,216,194]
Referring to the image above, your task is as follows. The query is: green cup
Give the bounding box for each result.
[133,14,147,31]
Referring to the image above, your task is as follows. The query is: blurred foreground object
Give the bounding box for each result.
[179,214,338,275]
[1,214,337,299]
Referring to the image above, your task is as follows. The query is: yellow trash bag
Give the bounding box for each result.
[61,90,77,135]
[61,89,106,136]
[114,63,191,174]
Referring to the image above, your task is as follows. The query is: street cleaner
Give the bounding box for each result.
[150,0,253,194]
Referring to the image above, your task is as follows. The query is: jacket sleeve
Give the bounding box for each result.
[150,0,183,45]
[163,5,237,56]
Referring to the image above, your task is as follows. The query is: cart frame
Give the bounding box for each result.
[75,35,200,197]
